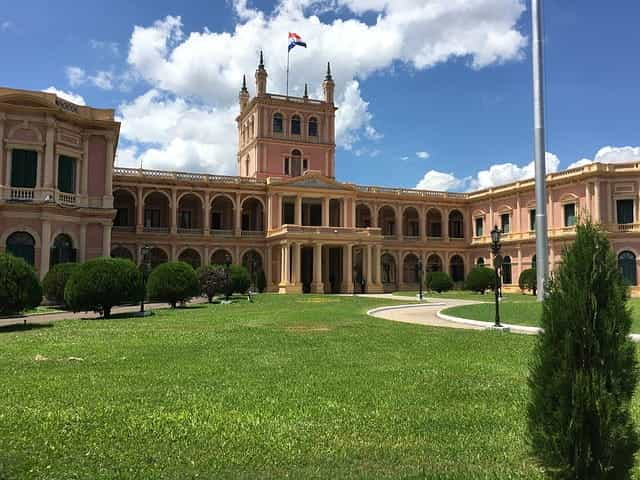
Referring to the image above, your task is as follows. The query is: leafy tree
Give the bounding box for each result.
[0,253,42,315]
[256,269,267,293]
[519,268,537,296]
[527,221,639,479]
[147,261,200,308]
[230,264,251,294]
[64,257,143,318]
[426,271,453,293]
[197,265,226,303]
[42,263,80,306]
[465,267,496,294]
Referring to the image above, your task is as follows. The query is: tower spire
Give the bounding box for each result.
[255,50,268,96]
[303,83,308,99]
[259,50,265,70]
[325,62,333,81]
[323,61,335,103]
[241,74,248,93]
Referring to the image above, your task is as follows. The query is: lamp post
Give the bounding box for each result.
[137,244,153,317]
[490,226,503,328]
[416,258,424,301]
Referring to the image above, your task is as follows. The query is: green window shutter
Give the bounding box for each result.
[11,149,37,188]
[57,156,76,193]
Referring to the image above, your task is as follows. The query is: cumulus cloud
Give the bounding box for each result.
[116,1,526,172]
[89,71,115,90]
[89,39,120,56]
[42,87,86,106]
[416,151,430,159]
[415,152,560,192]
[568,146,640,169]
[66,66,86,87]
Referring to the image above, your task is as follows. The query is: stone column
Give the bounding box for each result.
[102,225,112,257]
[442,208,449,240]
[311,243,324,293]
[322,197,330,226]
[594,181,601,222]
[419,208,426,241]
[342,199,348,227]
[266,246,273,290]
[79,224,87,262]
[136,186,144,233]
[351,199,357,228]
[234,193,242,237]
[395,206,402,240]
[204,191,211,233]
[365,244,373,288]
[204,246,210,267]
[515,194,521,232]
[104,134,114,208]
[607,182,614,225]
[276,194,282,228]
[40,221,51,279]
[292,242,301,285]
[371,204,378,228]
[171,188,178,234]
[547,190,554,228]
[374,245,382,285]
[342,244,353,293]
[585,182,591,218]
[81,135,89,195]
[295,195,302,225]
[43,119,55,189]
[171,244,177,261]
[278,243,290,292]
[267,194,273,230]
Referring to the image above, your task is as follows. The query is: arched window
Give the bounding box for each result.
[51,234,76,266]
[178,248,202,269]
[449,210,464,239]
[273,113,283,134]
[381,254,397,287]
[6,231,36,266]
[618,251,637,286]
[501,256,512,284]
[308,117,318,137]
[290,149,302,177]
[476,257,485,266]
[427,254,442,273]
[111,246,134,261]
[291,115,301,135]
[449,255,465,282]
[403,254,419,284]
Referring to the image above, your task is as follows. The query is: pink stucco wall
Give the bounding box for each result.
[88,136,107,197]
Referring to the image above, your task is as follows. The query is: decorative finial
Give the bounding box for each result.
[325,62,333,80]
[303,83,308,98]
[259,50,264,69]
[241,74,248,92]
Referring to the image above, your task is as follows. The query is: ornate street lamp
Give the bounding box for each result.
[137,244,154,317]
[490,226,502,327]
[416,258,424,301]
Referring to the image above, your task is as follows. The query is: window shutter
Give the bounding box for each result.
[58,156,76,193]
[11,150,37,188]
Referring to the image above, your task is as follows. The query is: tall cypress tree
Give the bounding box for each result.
[528,221,639,479]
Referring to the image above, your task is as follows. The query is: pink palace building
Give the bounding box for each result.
[2,54,640,294]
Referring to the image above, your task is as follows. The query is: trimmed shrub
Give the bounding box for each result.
[42,263,80,306]
[65,257,143,318]
[0,253,42,315]
[519,268,537,295]
[465,267,496,294]
[256,269,267,293]
[230,264,251,294]
[527,221,639,478]
[197,264,227,303]
[147,261,199,308]
[426,271,453,293]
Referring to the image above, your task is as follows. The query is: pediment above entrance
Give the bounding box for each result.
[268,172,355,192]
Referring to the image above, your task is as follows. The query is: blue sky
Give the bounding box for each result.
[1,0,639,191]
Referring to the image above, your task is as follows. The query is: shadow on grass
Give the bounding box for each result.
[0,322,54,333]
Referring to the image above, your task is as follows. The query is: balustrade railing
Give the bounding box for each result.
[9,187,35,201]
[143,226,170,234]
[177,228,204,235]
[211,229,234,237]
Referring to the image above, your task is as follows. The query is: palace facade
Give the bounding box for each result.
[2,56,640,294]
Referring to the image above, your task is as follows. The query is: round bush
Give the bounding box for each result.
[230,264,251,294]
[465,267,496,294]
[42,263,80,306]
[519,268,537,295]
[0,253,42,315]
[65,257,143,318]
[427,271,453,293]
[147,261,199,308]
[197,264,227,303]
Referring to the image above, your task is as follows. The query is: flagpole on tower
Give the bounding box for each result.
[286,47,290,97]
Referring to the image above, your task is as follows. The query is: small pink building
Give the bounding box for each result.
[2,54,640,294]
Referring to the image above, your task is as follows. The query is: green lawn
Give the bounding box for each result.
[0,294,637,479]
[394,290,539,303]
[443,298,640,333]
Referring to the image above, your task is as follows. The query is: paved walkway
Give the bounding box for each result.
[0,298,208,328]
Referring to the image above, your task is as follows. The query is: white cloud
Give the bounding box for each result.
[400,156,409,161]
[66,66,86,87]
[415,152,560,192]
[42,87,86,106]
[114,145,140,168]
[568,146,640,169]
[118,2,526,173]
[416,170,466,191]
[89,39,120,56]
[416,151,430,159]
[89,71,115,90]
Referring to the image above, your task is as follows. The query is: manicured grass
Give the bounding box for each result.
[0,294,635,479]
[443,298,640,333]
[394,290,539,303]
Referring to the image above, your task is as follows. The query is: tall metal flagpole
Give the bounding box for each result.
[532,0,548,301]
[286,48,290,97]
